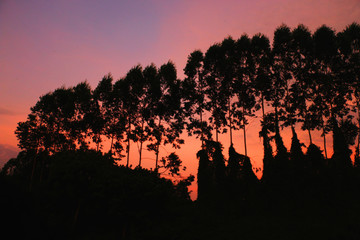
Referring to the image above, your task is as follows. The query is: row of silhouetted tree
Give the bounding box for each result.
[12,23,360,200]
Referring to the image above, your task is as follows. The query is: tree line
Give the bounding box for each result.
[10,22,360,198]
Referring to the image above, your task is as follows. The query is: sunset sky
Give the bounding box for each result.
[1,0,360,199]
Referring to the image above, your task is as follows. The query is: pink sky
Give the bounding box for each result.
[1,0,359,199]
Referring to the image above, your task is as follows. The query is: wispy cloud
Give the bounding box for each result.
[0,107,17,116]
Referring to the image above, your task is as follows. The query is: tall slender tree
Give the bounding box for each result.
[290,24,315,145]
[219,37,237,145]
[93,74,118,153]
[135,64,157,167]
[233,34,256,156]
[271,25,292,161]
[312,25,342,159]
[250,34,274,177]
[183,50,212,147]
[338,23,360,162]
[204,43,228,142]
[251,34,272,120]
[147,61,184,169]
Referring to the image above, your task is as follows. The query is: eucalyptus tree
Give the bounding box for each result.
[233,34,256,156]
[147,61,184,169]
[16,83,102,154]
[145,64,162,168]
[162,65,185,150]
[312,25,345,159]
[16,113,44,154]
[337,23,360,161]
[86,90,104,152]
[15,86,81,190]
[161,62,185,161]
[290,24,315,144]
[136,64,157,167]
[112,66,144,167]
[271,25,292,160]
[203,43,228,142]
[24,87,79,153]
[219,37,237,145]
[250,34,274,180]
[251,34,273,120]
[95,74,126,156]
[72,82,95,149]
[183,50,212,147]
[125,66,145,167]
[93,74,114,151]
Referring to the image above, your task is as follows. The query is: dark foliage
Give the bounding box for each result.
[1,150,192,239]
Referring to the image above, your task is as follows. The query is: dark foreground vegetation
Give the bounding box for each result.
[1,150,194,239]
[2,146,360,240]
[2,22,360,239]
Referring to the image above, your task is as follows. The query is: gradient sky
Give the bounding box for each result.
[1,0,359,199]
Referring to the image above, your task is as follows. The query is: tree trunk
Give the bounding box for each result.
[275,105,279,135]
[200,108,204,148]
[155,118,161,169]
[138,120,145,167]
[139,141,143,167]
[308,128,313,145]
[243,106,247,156]
[322,115,328,159]
[229,98,233,145]
[126,117,131,168]
[261,94,265,119]
[323,132,328,159]
[110,134,114,153]
[215,125,219,142]
[199,69,204,149]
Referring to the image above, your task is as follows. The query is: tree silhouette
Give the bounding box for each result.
[233,34,257,156]
[134,64,156,167]
[250,34,275,180]
[183,50,212,147]
[312,25,339,159]
[147,61,184,169]
[272,24,293,128]
[227,144,258,198]
[271,25,292,168]
[260,114,275,182]
[204,43,228,142]
[196,140,226,200]
[331,119,358,171]
[251,34,272,120]
[122,65,145,167]
[72,82,96,149]
[94,74,117,153]
[196,146,212,201]
[290,126,306,177]
[16,87,80,154]
[290,24,315,144]
[219,37,237,145]
[227,145,241,183]
[338,23,360,162]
